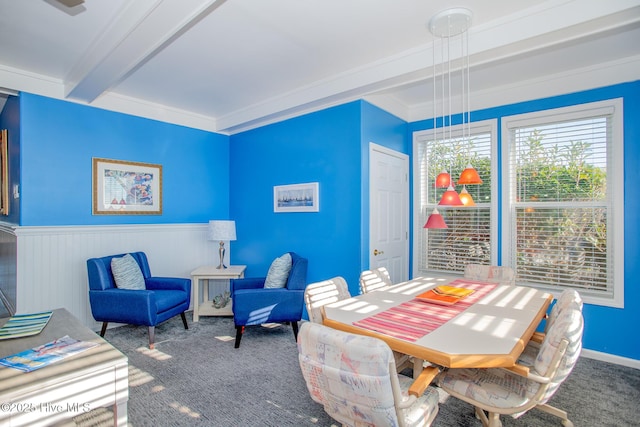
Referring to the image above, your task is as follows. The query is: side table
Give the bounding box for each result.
[190,265,246,321]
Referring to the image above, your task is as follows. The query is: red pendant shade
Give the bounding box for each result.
[424,208,448,229]
[457,164,483,185]
[439,185,463,206]
[458,186,475,206]
[435,170,452,188]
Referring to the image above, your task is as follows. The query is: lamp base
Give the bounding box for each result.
[217,241,227,269]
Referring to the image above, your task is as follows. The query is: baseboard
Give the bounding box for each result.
[581,349,640,370]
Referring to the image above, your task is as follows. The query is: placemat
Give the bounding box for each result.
[353,279,497,342]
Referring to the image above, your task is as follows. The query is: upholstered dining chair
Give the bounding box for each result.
[518,289,583,367]
[230,252,308,348]
[359,267,393,294]
[87,252,191,349]
[438,304,584,427]
[304,276,351,324]
[297,322,440,427]
[464,264,516,286]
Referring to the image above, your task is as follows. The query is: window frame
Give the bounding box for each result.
[501,98,624,308]
[412,119,499,275]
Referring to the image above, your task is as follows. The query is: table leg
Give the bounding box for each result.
[113,401,128,427]
[192,277,200,322]
[413,358,425,379]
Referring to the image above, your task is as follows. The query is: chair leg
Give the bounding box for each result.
[291,321,299,342]
[537,403,573,427]
[180,312,189,330]
[234,326,244,348]
[148,326,155,350]
[99,322,108,337]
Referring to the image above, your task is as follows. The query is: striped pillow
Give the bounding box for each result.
[111,254,145,290]
[264,253,292,288]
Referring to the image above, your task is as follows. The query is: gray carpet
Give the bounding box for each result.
[73,313,640,427]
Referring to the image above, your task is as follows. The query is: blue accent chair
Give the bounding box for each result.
[87,252,191,349]
[230,252,308,348]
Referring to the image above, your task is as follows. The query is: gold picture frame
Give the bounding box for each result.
[92,157,162,215]
[0,129,8,216]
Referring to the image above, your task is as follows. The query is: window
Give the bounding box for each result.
[413,99,623,308]
[502,99,624,307]
[413,120,497,274]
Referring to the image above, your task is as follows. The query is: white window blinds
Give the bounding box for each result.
[414,121,494,274]
[506,104,616,297]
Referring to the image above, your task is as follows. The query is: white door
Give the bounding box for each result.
[369,143,409,284]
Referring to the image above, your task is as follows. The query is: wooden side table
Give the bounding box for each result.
[190,265,246,321]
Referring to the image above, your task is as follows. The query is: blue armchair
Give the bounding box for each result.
[230,252,308,348]
[87,252,191,349]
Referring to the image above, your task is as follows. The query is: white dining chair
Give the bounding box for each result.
[464,264,515,286]
[359,267,393,294]
[438,304,584,427]
[304,276,351,324]
[298,322,440,427]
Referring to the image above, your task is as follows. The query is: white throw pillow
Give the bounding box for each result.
[264,253,292,288]
[111,254,146,290]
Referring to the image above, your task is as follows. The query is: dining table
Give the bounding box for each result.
[322,275,552,378]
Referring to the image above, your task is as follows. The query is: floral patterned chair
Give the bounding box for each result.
[297,322,440,427]
[437,304,584,427]
[518,289,583,367]
[464,264,515,286]
[303,276,351,324]
[359,267,393,294]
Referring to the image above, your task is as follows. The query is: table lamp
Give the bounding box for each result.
[208,220,236,269]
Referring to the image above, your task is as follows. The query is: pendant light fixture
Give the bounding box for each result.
[458,185,476,206]
[430,8,482,189]
[439,184,464,206]
[435,170,452,188]
[458,164,483,185]
[423,207,448,229]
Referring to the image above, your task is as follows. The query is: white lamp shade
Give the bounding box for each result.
[208,220,236,241]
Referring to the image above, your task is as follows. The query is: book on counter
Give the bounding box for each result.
[0,311,52,340]
[0,335,99,372]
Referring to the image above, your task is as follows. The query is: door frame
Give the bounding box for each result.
[368,142,410,283]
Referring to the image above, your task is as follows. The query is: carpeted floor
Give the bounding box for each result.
[71,313,640,427]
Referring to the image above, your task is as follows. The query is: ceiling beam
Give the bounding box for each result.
[64,0,227,103]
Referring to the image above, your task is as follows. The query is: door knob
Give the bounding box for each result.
[374,249,384,256]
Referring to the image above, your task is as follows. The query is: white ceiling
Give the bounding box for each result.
[1,0,639,134]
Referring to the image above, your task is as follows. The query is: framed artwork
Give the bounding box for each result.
[92,158,162,215]
[274,182,319,213]
[0,129,7,215]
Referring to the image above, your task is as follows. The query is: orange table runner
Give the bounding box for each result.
[353,279,497,342]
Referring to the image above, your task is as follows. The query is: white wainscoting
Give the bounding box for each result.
[13,223,223,330]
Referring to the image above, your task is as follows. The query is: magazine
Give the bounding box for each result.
[0,311,53,340]
[0,335,99,372]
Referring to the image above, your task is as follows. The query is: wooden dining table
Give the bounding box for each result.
[322,275,552,376]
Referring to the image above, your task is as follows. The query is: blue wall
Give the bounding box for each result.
[18,93,230,225]
[229,102,364,293]
[409,81,640,361]
[0,95,20,224]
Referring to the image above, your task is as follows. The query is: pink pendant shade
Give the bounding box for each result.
[435,170,452,188]
[439,185,464,206]
[424,207,448,229]
[458,164,483,185]
[458,186,476,206]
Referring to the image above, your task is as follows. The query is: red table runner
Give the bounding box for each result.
[353,279,497,342]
